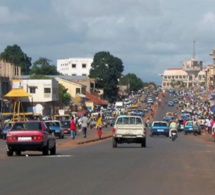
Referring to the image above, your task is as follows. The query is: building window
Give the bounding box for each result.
[76,88,81,94]
[72,64,76,68]
[44,88,51,93]
[82,74,86,76]
[82,64,86,68]
[29,87,36,94]
[72,74,76,76]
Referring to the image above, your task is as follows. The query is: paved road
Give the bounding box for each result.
[0,94,215,195]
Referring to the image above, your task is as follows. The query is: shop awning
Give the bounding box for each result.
[4,88,31,98]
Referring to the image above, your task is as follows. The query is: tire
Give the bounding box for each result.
[112,138,117,148]
[50,145,56,155]
[7,149,13,156]
[171,136,175,141]
[141,138,146,147]
[42,146,49,155]
[15,151,21,156]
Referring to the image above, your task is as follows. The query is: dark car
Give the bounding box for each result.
[61,120,70,134]
[173,99,178,104]
[6,121,56,156]
[177,119,185,132]
[168,101,174,106]
[179,102,184,107]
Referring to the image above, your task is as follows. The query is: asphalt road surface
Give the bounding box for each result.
[0,96,215,195]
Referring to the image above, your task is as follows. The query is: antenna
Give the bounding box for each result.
[193,39,196,60]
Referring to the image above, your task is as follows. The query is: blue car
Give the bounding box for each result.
[173,99,178,104]
[150,121,169,137]
[164,112,174,121]
[45,120,64,139]
[168,101,174,106]
[184,121,195,135]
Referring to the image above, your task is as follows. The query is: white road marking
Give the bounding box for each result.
[44,154,73,158]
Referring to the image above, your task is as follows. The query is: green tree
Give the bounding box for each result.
[30,57,60,75]
[59,84,71,106]
[119,73,143,93]
[89,51,124,102]
[0,44,32,75]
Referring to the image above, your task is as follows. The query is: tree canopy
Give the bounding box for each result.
[0,44,32,75]
[30,57,61,75]
[89,51,124,102]
[119,73,144,93]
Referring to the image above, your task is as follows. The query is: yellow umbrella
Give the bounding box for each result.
[4,88,31,121]
[4,88,31,98]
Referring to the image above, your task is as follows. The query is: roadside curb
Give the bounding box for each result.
[77,135,112,145]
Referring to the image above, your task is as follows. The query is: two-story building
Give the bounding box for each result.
[57,58,93,76]
[12,78,59,116]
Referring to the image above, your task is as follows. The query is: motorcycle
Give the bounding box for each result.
[170,129,177,141]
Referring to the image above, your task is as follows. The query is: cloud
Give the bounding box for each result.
[0,6,29,24]
[0,0,215,84]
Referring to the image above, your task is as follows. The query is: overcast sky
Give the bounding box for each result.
[1,0,215,84]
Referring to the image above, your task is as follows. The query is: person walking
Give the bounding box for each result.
[70,116,76,139]
[96,113,103,139]
[81,113,89,138]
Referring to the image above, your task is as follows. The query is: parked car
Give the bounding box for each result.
[61,120,70,134]
[6,121,56,156]
[45,120,64,139]
[150,121,169,137]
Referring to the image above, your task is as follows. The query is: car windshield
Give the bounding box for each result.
[153,122,167,127]
[116,117,142,124]
[166,113,173,117]
[61,121,70,127]
[186,122,193,126]
[11,122,42,131]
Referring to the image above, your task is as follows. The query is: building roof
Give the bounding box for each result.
[163,69,188,76]
[86,92,108,106]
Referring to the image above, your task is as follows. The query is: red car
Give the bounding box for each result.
[6,121,56,156]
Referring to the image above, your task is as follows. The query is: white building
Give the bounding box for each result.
[161,68,205,89]
[57,58,93,76]
[161,59,205,89]
[12,79,59,116]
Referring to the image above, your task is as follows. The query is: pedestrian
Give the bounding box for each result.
[70,116,76,139]
[81,113,89,138]
[206,117,212,134]
[96,113,103,139]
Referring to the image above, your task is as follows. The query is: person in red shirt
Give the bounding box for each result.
[70,116,76,139]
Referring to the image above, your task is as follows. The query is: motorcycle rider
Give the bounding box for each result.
[169,118,178,137]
